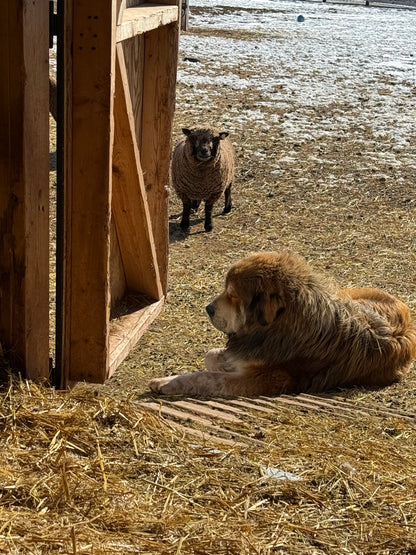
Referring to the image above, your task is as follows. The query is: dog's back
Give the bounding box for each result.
[341,287,415,338]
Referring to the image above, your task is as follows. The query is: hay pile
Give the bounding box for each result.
[1,377,415,553]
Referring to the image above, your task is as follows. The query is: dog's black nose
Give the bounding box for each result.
[206,304,215,317]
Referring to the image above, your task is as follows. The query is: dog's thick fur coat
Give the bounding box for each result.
[149,251,416,397]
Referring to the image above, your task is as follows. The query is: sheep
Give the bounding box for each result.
[171,127,235,232]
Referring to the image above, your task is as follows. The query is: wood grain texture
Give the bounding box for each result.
[110,219,127,306]
[116,4,178,42]
[62,0,116,384]
[122,35,145,152]
[117,0,126,25]
[0,0,49,378]
[109,297,164,374]
[141,22,180,293]
[112,44,163,300]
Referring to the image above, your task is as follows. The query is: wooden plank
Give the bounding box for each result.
[117,0,126,25]
[113,44,163,300]
[109,298,164,373]
[110,219,127,306]
[181,0,189,31]
[0,0,49,378]
[142,401,264,445]
[288,394,416,422]
[62,0,116,384]
[307,393,416,420]
[164,400,248,425]
[141,22,180,294]
[225,399,278,415]
[122,35,145,152]
[138,404,244,447]
[116,3,179,42]
[188,399,247,416]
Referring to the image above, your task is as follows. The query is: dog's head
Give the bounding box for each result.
[206,252,308,334]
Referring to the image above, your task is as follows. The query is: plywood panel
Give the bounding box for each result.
[0,0,49,378]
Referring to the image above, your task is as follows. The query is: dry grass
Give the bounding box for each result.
[2,3,416,553]
[0,378,415,554]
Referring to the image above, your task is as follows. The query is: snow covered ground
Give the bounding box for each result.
[177,0,416,160]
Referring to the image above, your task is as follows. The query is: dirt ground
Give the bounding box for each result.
[100,3,416,415]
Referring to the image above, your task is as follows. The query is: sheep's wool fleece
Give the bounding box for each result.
[171,129,235,203]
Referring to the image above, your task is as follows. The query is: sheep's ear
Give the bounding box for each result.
[219,132,229,140]
[182,128,192,136]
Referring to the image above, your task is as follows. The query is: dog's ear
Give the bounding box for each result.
[247,292,284,326]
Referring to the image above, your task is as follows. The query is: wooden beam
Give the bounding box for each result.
[181,0,189,31]
[0,0,49,378]
[141,21,180,294]
[112,44,163,300]
[61,0,116,384]
[116,4,178,43]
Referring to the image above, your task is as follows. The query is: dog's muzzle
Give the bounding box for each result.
[206,304,215,318]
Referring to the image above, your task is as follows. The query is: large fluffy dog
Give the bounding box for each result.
[149,251,416,397]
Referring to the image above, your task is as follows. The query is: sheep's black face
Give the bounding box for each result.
[183,128,229,163]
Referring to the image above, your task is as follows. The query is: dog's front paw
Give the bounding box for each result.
[149,376,182,395]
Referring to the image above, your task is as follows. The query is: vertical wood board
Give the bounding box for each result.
[62,0,116,384]
[141,22,180,294]
[0,0,49,378]
[112,44,163,301]
[122,35,145,153]
[110,219,127,307]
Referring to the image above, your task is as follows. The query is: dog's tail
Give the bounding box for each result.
[394,303,416,365]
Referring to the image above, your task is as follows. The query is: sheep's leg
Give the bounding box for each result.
[223,184,232,214]
[204,202,214,232]
[180,199,192,231]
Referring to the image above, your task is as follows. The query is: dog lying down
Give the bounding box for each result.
[149,251,416,397]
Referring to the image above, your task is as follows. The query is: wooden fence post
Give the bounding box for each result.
[60,0,116,384]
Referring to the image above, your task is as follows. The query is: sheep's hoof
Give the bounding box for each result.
[204,223,213,232]
[223,205,232,214]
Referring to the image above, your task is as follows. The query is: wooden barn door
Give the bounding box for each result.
[56,0,180,385]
